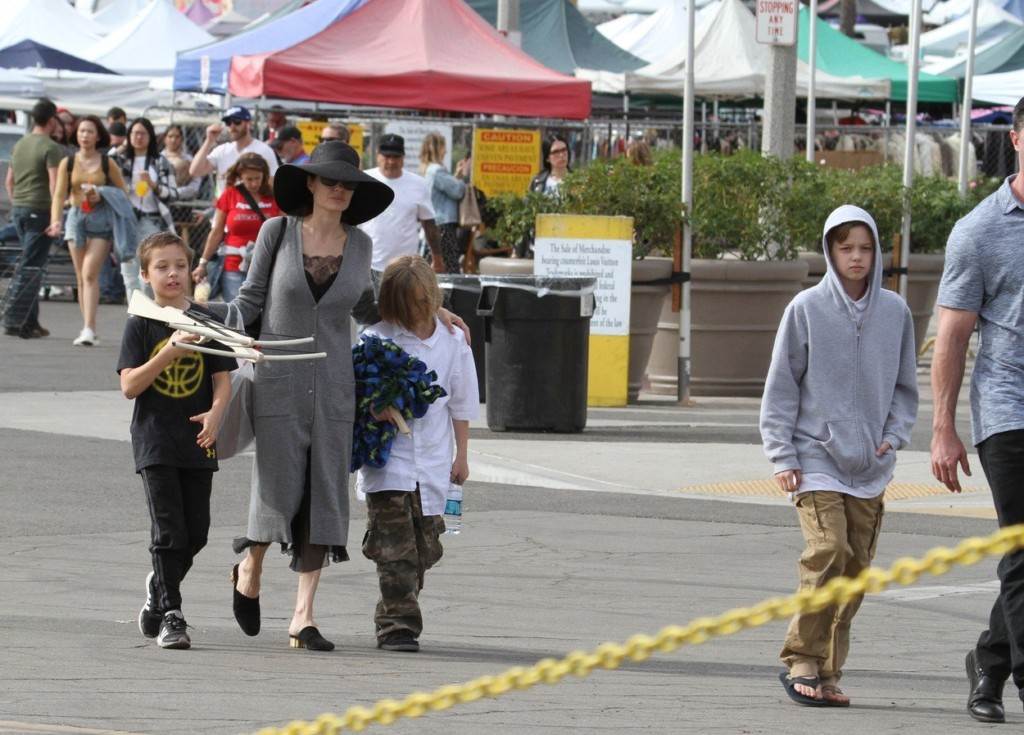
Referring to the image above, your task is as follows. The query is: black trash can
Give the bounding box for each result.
[438,275,486,403]
[477,276,595,433]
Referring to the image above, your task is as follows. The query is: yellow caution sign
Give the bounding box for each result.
[471,127,541,198]
[296,121,365,158]
[534,214,633,407]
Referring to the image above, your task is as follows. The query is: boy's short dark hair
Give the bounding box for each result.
[1014,96,1024,133]
[106,106,126,122]
[138,233,193,272]
[31,98,57,127]
[378,255,442,332]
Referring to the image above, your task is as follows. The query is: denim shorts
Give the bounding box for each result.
[67,204,114,247]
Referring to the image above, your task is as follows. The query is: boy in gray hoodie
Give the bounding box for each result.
[760,205,918,707]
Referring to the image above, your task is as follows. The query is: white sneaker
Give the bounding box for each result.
[72,327,97,346]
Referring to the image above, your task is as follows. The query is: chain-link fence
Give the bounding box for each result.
[0,107,1014,315]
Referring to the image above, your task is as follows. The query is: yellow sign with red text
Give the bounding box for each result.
[471,128,541,198]
[296,121,364,157]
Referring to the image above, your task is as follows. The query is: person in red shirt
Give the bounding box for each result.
[192,153,280,301]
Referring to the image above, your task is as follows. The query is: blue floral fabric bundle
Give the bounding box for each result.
[351,334,447,471]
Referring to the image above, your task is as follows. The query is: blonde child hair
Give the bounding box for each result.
[378,256,443,332]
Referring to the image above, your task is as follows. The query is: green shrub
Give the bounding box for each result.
[487,150,999,261]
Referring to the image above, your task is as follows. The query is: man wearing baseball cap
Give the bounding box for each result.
[360,133,442,284]
[190,105,278,195]
[274,125,310,165]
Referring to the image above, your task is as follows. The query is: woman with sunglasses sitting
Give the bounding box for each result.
[192,153,279,302]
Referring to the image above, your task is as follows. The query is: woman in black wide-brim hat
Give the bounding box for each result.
[203,141,465,652]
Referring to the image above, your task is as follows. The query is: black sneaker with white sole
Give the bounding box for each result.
[157,610,191,649]
[138,571,161,639]
[377,631,419,652]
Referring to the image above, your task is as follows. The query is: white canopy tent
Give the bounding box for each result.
[0,0,105,58]
[87,0,153,29]
[581,0,890,99]
[972,68,1024,104]
[598,0,720,64]
[86,0,214,76]
[0,67,217,118]
[578,0,672,12]
[916,0,1022,56]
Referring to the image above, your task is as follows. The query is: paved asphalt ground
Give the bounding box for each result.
[0,301,1010,734]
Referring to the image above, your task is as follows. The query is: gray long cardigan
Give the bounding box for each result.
[208,215,377,550]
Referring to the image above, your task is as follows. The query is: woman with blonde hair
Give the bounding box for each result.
[419,132,467,273]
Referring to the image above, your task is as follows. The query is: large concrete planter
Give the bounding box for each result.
[478,257,535,276]
[476,255,674,403]
[647,259,809,397]
[628,257,673,402]
[798,250,944,353]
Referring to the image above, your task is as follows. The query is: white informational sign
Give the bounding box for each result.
[534,237,631,336]
[383,121,453,175]
[756,0,797,45]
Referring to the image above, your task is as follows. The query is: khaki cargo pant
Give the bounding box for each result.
[780,490,885,681]
[362,488,445,640]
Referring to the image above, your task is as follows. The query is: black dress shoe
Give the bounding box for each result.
[966,649,1006,723]
[231,563,260,636]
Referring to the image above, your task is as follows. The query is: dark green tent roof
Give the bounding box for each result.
[464,0,646,75]
[798,8,959,102]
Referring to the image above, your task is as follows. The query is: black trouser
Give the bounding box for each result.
[975,429,1024,694]
[3,207,53,330]
[140,465,213,613]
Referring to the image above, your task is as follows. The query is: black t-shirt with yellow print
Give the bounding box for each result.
[117,315,237,473]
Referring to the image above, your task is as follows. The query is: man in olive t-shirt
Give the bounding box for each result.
[3,98,62,338]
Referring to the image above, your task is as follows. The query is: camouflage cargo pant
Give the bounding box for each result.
[362,489,445,639]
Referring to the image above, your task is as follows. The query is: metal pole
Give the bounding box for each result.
[497,0,510,34]
[958,0,980,196]
[678,0,696,403]
[806,0,818,163]
[900,0,923,300]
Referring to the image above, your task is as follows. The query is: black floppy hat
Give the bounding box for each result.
[273,141,394,225]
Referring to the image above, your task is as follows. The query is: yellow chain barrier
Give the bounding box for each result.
[254,524,1024,735]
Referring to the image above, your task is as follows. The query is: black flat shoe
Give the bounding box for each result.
[289,626,334,651]
[231,563,260,637]
[966,649,1006,723]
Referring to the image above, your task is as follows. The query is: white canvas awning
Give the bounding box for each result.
[86,0,214,76]
[917,0,1023,56]
[0,0,105,58]
[598,0,720,64]
[972,68,1024,105]
[581,0,890,99]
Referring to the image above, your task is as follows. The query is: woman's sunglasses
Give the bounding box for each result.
[318,176,357,191]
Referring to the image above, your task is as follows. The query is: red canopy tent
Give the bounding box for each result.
[229,0,592,119]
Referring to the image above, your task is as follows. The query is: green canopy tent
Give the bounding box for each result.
[798,8,959,103]
[464,0,646,75]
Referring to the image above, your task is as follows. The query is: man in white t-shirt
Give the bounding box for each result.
[189,106,279,195]
[360,134,441,281]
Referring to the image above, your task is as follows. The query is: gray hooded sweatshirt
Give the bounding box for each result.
[759,205,918,486]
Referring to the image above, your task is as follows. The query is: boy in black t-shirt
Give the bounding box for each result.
[117,233,235,650]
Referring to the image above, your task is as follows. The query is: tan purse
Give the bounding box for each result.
[458,185,482,228]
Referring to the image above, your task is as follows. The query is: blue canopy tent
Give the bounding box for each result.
[0,40,117,74]
[173,0,368,93]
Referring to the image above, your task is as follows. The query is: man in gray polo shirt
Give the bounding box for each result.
[931,95,1024,724]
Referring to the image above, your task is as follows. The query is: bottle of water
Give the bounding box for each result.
[444,484,463,535]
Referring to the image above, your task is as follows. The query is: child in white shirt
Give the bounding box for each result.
[356,255,479,652]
